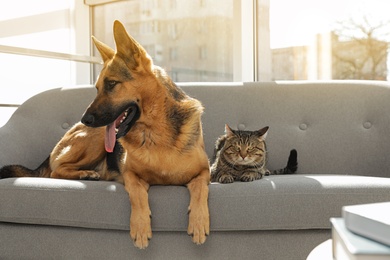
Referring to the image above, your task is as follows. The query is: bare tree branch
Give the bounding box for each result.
[332,16,390,80]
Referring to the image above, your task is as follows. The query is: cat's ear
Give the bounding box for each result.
[257,126,269,140]
[225,124,235,137]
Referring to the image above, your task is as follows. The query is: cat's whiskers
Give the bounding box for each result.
[231,157,240,168]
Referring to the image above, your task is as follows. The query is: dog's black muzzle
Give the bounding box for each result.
[81,102,140,139]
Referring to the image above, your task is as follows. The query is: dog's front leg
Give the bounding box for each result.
[123,172,152,249]
[186,168,210,245]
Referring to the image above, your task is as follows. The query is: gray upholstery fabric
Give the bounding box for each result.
[1,175,390,232]
[0,87,95,168]
[0,223,327,260]
[1,81,390,259]
[2,82,390,176]
[182,81,390,177]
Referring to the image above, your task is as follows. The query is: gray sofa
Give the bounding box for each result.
[1,81,390,260]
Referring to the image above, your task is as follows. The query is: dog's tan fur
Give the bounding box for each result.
[91,20,210,249]
[0,20,210,249]
[50,123,120,181]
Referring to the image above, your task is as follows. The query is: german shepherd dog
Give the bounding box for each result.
[0,20,210,249]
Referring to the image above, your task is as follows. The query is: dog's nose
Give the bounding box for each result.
[81,113,95,126]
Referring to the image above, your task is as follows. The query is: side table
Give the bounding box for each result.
[307,239,333,260]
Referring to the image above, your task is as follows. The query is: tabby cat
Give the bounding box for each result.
[210,124,298,183]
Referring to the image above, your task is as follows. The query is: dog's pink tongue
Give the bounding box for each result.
[105,122,116,153]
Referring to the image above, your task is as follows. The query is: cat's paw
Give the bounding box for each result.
[240,172,261,182]
[218,174,234,183]
[263,169,271,176]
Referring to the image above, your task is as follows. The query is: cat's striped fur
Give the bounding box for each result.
[210,125,298,183]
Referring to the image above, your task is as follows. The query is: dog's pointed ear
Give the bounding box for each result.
[113,20,152,70]
[92,36,114,63]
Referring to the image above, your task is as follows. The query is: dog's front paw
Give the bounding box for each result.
[187,207,210,245]
[79,171,100,180]
[130,213,152,249]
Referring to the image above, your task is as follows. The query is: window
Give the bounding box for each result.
[168,23,178,39]
[1,0,389,126]
[90,0,390,82]
[270,0,390,81]
[91,0,240,82]
[199,46,208,60]
[169,47,178,61]
[0,0,92,126]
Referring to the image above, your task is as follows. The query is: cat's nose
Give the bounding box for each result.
[240,152,247,159]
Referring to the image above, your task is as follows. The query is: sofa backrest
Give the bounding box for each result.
[1,81,390,178]
[0,86,95,169]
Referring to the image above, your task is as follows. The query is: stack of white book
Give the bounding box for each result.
[331,202,390,260]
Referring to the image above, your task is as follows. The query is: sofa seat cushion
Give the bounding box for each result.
[1,175,390,232]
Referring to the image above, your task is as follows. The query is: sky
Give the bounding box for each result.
[269,0,390,48]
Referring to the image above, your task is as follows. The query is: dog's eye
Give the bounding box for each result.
[105,80,119,91]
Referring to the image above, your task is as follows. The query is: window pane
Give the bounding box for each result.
[0,0,91,127]
[92,0,240,82]
[0,53,75,105]
[0,53,92,126]
[270,0,390,81]
[0,0,71,51]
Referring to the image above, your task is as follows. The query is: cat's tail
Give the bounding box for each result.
[271,149,298,175]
